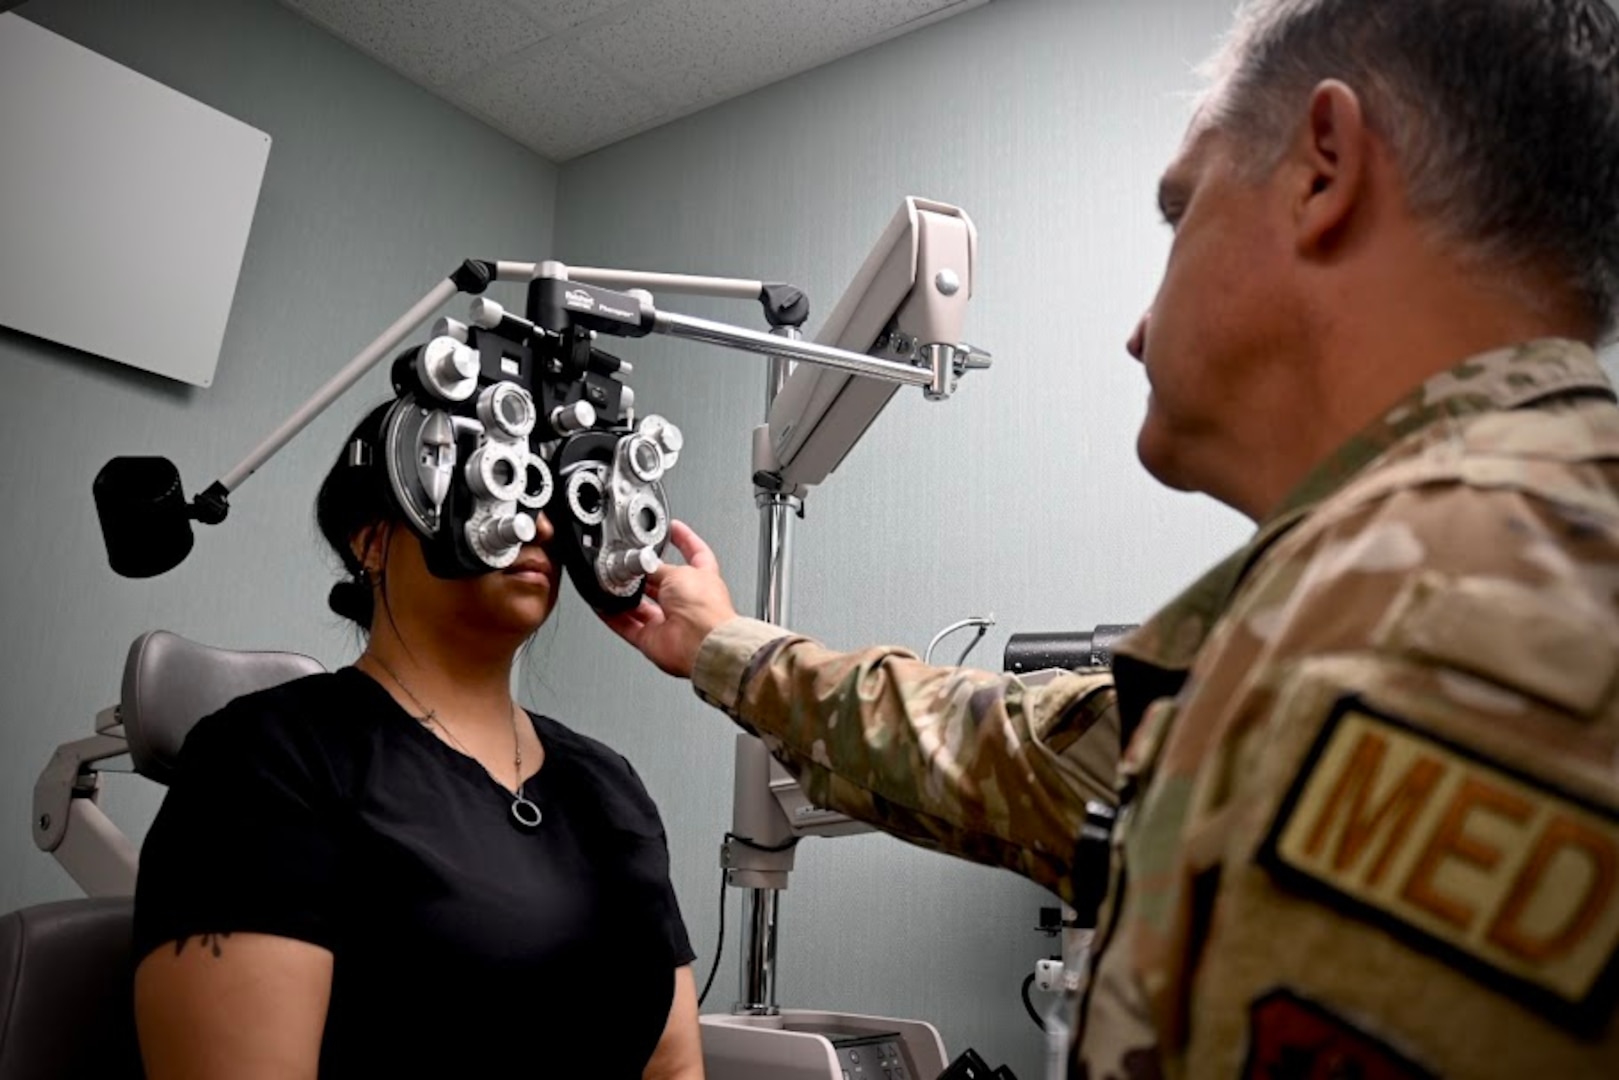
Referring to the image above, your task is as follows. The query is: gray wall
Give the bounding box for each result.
[539,0,1251,1074]
[2,0,557,912]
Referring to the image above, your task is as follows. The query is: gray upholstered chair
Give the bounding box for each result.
[0,897,141,1078]
[1,631,323,1080]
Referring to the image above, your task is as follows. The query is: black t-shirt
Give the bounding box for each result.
[134,667,695,1077]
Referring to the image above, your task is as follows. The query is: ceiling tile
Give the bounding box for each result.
[573,0,964,108]
[502,0,648,33]
[281,0,550,87]
[444,35,664,160]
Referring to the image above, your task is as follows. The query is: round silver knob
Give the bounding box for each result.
[934,269,961,297]
[551,400,597,434]
[421,337,478,401]
[481,514,536,549]
[606,546,660,583]
[647,417,683,454]
[469,297,505,329]
[431,316,469,343]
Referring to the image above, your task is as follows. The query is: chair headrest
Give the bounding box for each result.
[121,630,325,786]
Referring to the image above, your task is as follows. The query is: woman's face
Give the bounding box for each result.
[365,513,563,645]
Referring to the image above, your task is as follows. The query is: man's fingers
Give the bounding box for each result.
[602,597,662,642]
[601,613,641,644]
[628,596,663,624]
[669,520,719,571]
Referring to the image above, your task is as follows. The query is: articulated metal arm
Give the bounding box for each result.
[33,707,138,897]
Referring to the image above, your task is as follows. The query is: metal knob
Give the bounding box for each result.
[469,297,506,329]
[956,342,993,370]
[605,546,660,583]
[420,337,478,401]
[551,400,597,433]
[431,316,469,344]
[480,513,536,549]
[648,417,683,454]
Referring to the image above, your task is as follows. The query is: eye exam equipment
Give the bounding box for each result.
[1003,626,1136,1080]
[92,256,676,611]
[88,215,984,612]
[1002,625,1136,676]
[55,197,993,1078]
[702,198,994,1080]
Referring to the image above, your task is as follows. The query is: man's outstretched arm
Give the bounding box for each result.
[604,521,1119,901]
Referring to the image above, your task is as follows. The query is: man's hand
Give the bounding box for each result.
[602,520,739,679]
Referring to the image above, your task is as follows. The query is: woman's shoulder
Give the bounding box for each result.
[528,712,633,775]
[181,668,380,777]
[532,714,670,840]
[529,714,659,807]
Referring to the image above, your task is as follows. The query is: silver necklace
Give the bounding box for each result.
[366,653,542,829]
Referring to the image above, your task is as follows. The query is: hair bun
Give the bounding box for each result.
[328,578,374,628]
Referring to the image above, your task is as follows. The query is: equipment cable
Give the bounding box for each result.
[1021,971,1046,1032]
[698,830,801,1007]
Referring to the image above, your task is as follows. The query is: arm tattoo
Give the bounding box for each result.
[174,932,232,958]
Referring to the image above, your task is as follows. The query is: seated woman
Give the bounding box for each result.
[131,402,702,1079]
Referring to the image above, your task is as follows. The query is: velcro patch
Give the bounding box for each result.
[1259,697,1619,1033]
[1243,989,1435,1080]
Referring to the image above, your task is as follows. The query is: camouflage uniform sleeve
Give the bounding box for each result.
[692,617,1119,903]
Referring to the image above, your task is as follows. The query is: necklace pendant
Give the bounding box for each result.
[511,793,543,829]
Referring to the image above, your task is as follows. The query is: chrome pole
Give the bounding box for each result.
[735,328,800,1015]
[736,886,782,1015]
[653,309,931,386]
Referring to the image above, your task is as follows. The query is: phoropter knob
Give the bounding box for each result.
[605,546,660,584]
[480,513,537,549]
[419,337,478,402]
[551,401,597,434]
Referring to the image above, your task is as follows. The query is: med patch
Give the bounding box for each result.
[1258,696,1619,1033]
[1243,989,1435,1080]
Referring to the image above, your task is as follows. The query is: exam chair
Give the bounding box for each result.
[1,631,324,1080]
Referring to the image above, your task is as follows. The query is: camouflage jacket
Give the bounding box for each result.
[692,338,1619,1078]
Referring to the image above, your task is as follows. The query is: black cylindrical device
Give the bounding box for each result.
[92,456,196,578]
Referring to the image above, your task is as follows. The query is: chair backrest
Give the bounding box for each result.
[122,629,325,786]
[0,898,142,1079]
[2,634,328,1078]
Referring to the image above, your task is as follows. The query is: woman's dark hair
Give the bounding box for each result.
[316,400,398,630]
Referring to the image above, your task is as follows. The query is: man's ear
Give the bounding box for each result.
[1292,79,1370,254]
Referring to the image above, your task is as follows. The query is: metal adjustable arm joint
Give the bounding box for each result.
[33,704,139,897]
[33,707,128,853]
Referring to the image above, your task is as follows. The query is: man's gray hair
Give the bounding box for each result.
[1201,0,1619,335]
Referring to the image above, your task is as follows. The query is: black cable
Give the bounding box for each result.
[956,624,989,667]
[724,829,800,854]
[697,831,802,1008]
[1021,972,1046,1032]
[698,864,726,1007]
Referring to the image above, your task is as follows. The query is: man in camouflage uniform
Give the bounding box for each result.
[606,1,1619,1075]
